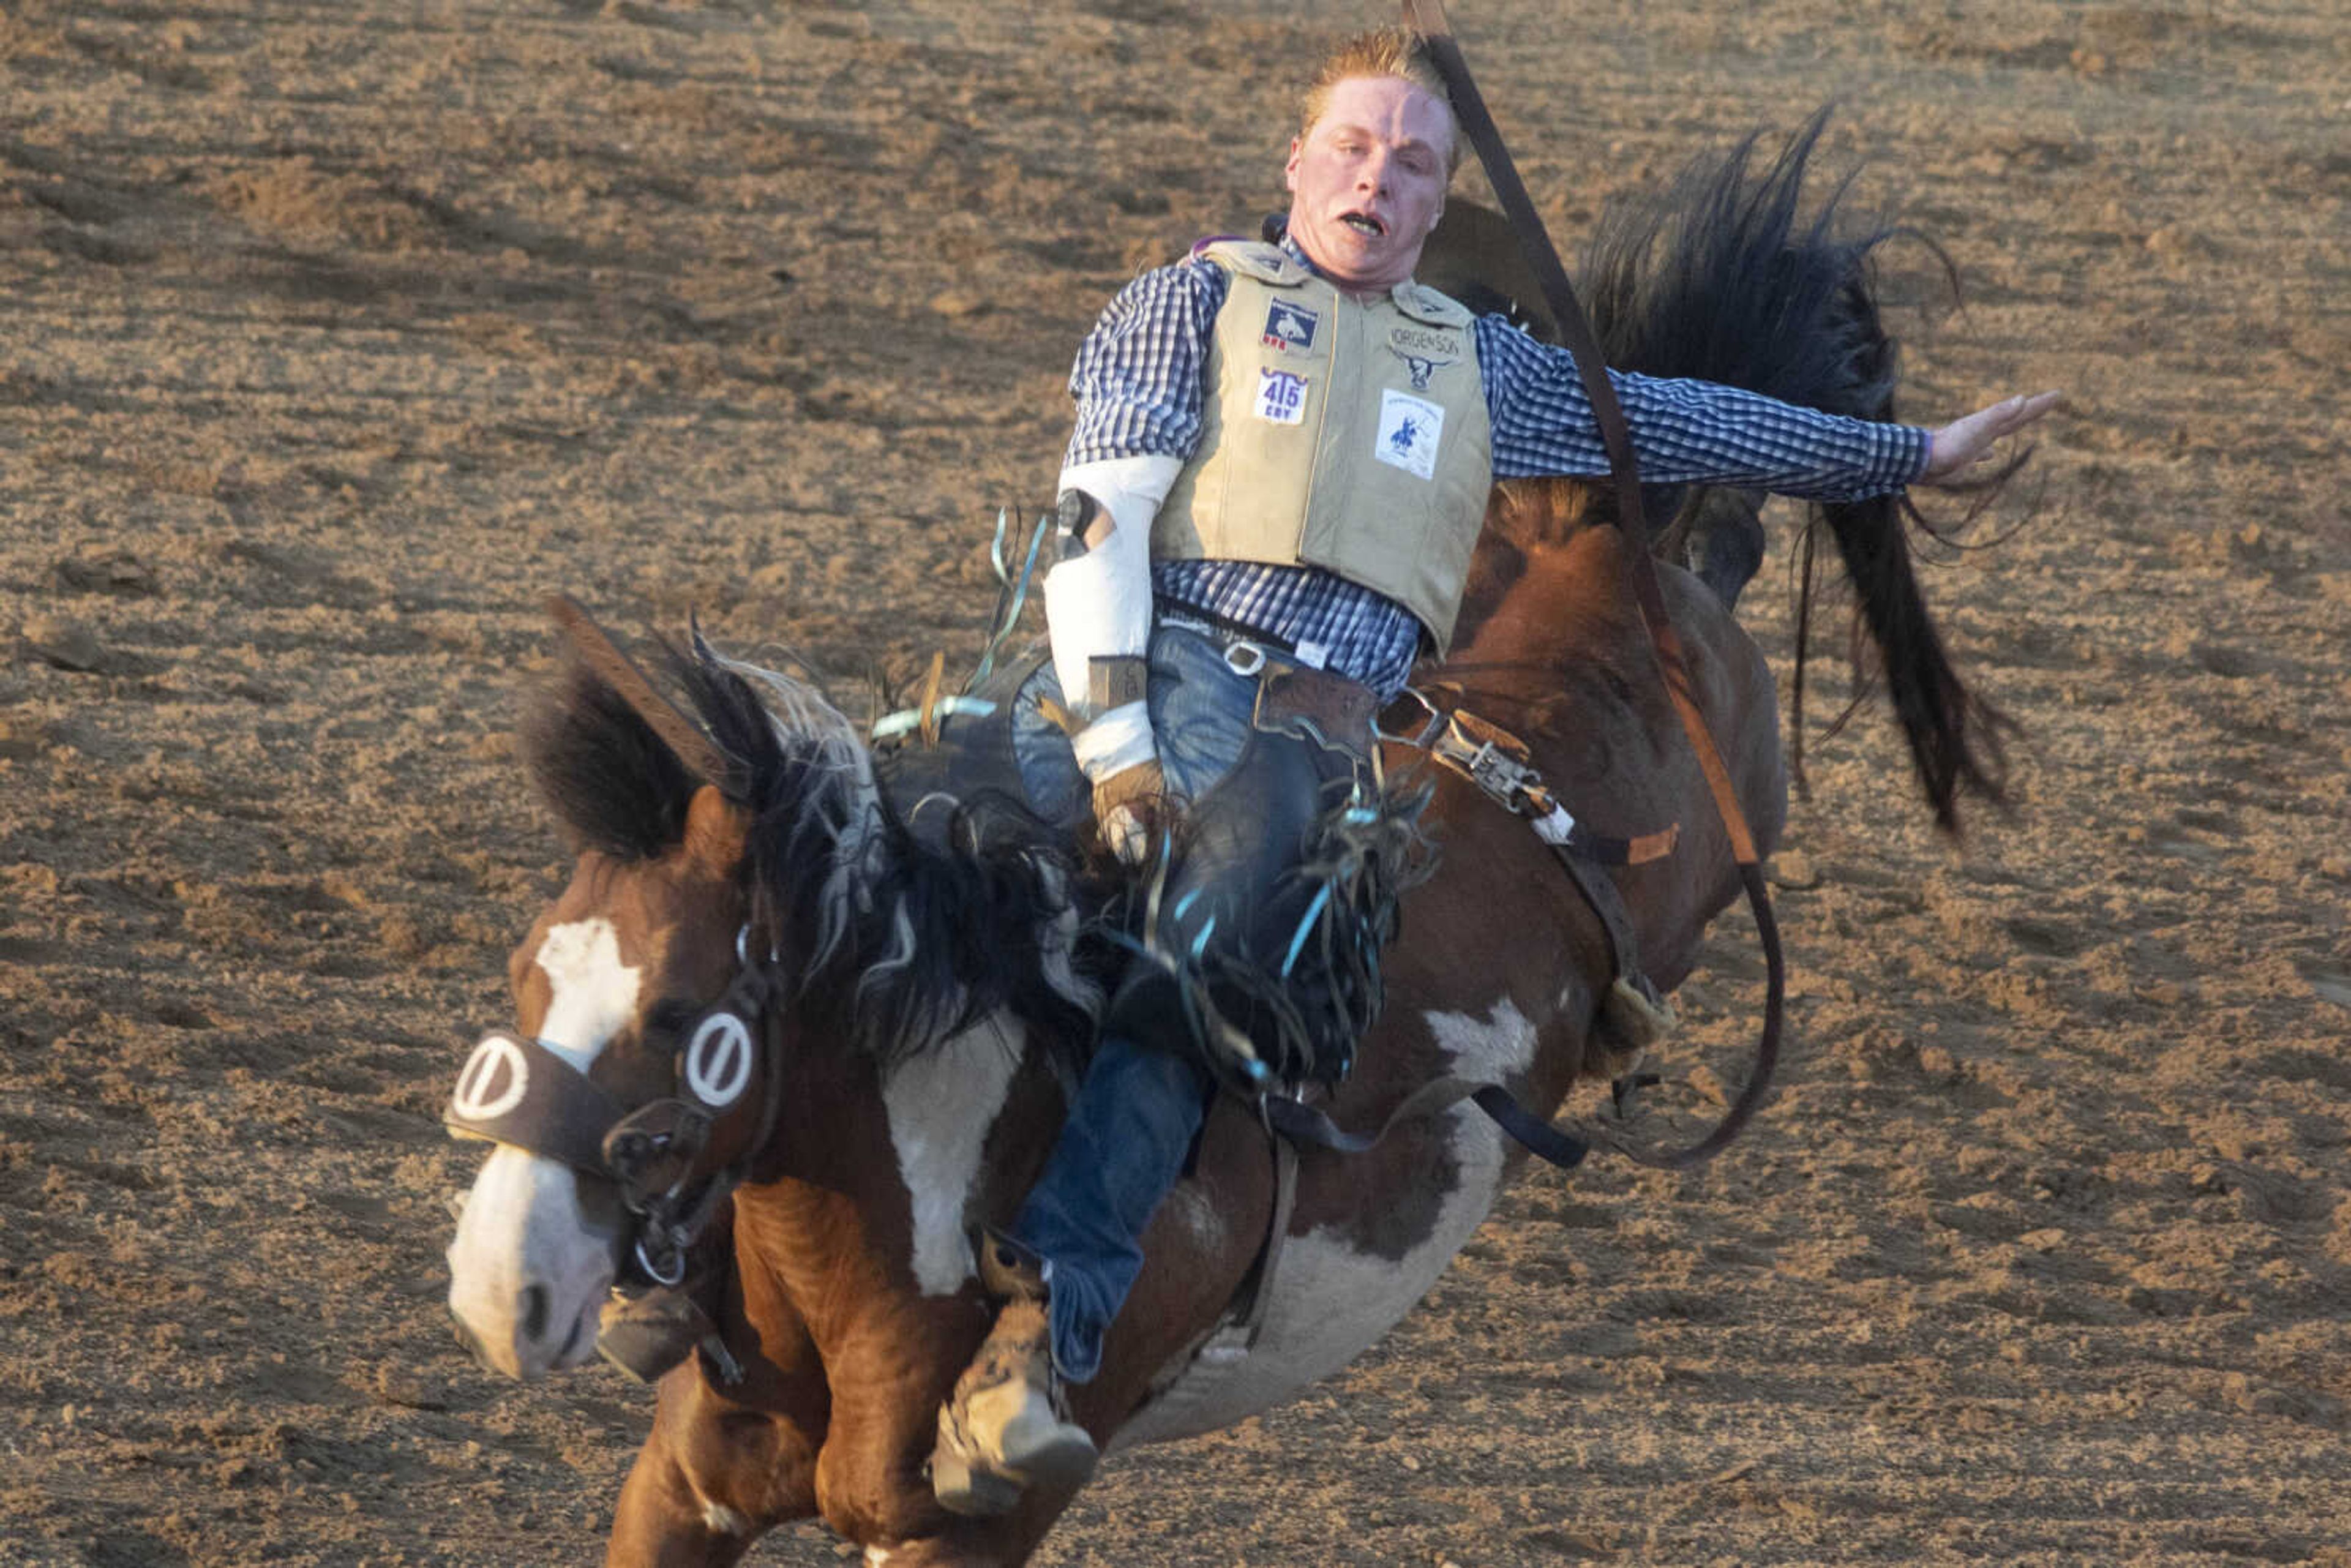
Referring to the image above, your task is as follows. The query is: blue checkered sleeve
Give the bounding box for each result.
[1064,258,1232,468]
[1475,315,1929,497]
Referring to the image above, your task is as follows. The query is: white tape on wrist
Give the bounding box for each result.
[1070,700,1157,781]
[1043,454,1181,710]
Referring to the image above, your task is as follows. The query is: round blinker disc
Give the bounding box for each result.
[452,1034,531,1123]
[683,1012,754,1109]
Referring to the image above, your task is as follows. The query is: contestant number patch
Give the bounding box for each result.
[1254,368,1310,426]
[1374,389,1444,480]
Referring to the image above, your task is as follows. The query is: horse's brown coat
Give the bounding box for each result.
[452,479,1785,1565]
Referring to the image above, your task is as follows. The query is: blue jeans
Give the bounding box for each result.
[1007,625,1291,1383]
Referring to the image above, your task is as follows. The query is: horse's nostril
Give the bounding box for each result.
[520,1283,550,1343]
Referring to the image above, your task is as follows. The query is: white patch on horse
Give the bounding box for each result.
[882,1016,1025,1296]
[864,1548,894,1567]
[1164,1183,1226,1255]
[700,1501,749,1537]
[1116,998,1537,1448]
[532,918,640,1070]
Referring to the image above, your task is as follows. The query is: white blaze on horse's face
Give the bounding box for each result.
[446,917,639,1379]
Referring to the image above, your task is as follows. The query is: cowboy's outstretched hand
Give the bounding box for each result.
[1921,391,2061,483]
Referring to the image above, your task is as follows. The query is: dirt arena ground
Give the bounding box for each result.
[3,1,2346,1562]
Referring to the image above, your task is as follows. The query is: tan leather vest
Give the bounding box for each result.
[1152,241,1493,653]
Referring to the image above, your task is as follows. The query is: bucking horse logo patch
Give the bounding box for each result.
[1262,299,1320,354]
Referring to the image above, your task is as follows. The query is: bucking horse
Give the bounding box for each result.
[441,122,2011,1566]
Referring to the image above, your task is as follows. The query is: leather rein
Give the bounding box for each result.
[1398,0,1787,1169]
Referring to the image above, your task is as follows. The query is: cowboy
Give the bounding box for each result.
[931,26,2055,1514]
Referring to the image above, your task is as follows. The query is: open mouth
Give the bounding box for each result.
[1340,211,1386,237]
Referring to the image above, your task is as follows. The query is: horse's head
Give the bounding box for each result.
[445,603,1092,1379]
[446,773,767,1378]
[444,606,820,1379]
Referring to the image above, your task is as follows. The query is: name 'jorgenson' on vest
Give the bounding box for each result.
[1152,241,1494,654]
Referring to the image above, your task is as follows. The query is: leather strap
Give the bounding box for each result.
[1262,1075,1592,1170]
[1400,0,1782,1169]
[446,1030,631,1177]
[1230,1127,1301,1348]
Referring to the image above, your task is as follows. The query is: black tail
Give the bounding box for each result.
[1580,110,2014,833]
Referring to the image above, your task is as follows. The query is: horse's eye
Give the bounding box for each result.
[644,1000,702,1044]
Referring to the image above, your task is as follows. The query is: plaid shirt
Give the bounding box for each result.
[1067,238,1929,700]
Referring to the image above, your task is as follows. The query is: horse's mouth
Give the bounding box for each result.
[558,1308,591,1365]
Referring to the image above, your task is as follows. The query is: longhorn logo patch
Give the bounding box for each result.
[1386,325,1461,391]
[684,1013,754,1109]
[452,1034,530,1123]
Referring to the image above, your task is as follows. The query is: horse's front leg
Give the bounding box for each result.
[607,1280,831,1568]
[607,1352,827,1566]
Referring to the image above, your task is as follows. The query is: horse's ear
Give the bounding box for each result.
[546,593,732,783]
[683,784,751,872]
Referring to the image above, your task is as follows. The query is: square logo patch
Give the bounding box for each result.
[1254,367,1310,426]
[1261,299,1320,354]
[1373,389,1444,479]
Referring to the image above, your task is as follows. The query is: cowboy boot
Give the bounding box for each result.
[931,1232,1098,1517]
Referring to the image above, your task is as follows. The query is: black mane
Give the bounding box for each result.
[1581,112,1902,418]
[520,642,1094,1067]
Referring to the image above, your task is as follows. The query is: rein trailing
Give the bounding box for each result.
[1401,0,1786,1170]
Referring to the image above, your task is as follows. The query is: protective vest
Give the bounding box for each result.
[1153,241,1493,653]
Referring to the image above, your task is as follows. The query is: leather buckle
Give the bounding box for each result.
[1375,686,1447,750]
[1086,654,1148,713]
[1437,716,1543,816]
[603,1099,712,1209]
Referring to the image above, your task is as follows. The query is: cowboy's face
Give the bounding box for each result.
[1283,74,1454,294]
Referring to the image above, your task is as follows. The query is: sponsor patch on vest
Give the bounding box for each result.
[1387,322,1460,390]
[1374,389,1444,480]
[1262,299,1320,354]
[1254,367,1310,426]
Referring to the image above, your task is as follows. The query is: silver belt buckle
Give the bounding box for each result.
[1223,640,1268,678]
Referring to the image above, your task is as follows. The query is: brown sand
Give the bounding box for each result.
[2,1,2346,1563]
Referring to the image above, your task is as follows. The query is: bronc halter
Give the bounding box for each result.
[444,927,783,1292]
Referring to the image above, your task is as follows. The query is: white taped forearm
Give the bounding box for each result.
[1042,454,1181,776]
[1069,699,1155,778]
